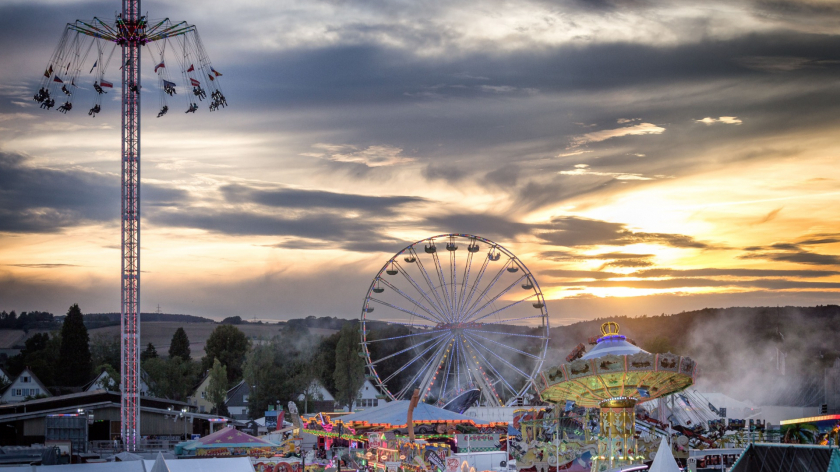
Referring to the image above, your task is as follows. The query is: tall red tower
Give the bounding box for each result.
[37,0,226,451]
[119,0,142,450]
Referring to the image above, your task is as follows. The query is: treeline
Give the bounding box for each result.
[0,311,59,331]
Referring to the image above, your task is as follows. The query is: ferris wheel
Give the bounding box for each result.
[360,234,550,408]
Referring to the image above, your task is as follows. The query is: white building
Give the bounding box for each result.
[84,369,151,396]
[355,379,387,409]
[0,367,51,404]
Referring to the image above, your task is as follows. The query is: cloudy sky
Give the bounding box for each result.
[1,0,840,324]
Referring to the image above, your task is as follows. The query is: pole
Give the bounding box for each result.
[120,0,142,452]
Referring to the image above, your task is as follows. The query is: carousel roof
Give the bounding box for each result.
[332,400,504,428]
[537,322,697,407]
[580,335,645,360]
[181,426,277,450]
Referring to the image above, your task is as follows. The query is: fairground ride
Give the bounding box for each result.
[36,0,226,450]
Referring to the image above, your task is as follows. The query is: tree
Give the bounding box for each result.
[242,333,315,419]
[202,325,250,384]
[142,356,201,401]
[207,358,228,415]
[169,327,191,361]
[333,322,365,411]
[314,332,340,395]
[141,342,158,362]
[58,304,92,386]
[90,333,121,371]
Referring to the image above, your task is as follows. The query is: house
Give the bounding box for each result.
[0,367,51,404]
[83,368,151,396]
[298,379,336,414]
[224,381,250,420]
[187,372,214,414]
[354,379,388,409]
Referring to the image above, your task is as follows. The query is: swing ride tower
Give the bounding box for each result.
[37,0,226,451]
[119,0,142,452]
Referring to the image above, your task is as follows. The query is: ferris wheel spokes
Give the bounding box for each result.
[377,276,445,323]
[409,247,452,320]
[458,250,490,319]
[466,335,517,397]
[461,257,513,319]
[380,333,450,386]
[464,274,527,322]
[386,263,448,320]
[370,331,450,366]
[367,296,441,326]
[430,250,453,318]
[394,336,451,398]
[464,332,533,380]
[469,291,538,324]
[465,331,541,359]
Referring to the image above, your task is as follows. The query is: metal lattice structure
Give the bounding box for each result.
[36,0,225,451]
[360,234,549,408]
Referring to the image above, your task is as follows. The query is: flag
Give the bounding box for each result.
[53,76,64,84]
[187,64,195,72]
[211,66,222,77]
[637,387,650,398]
[155,62,165,72]
[89,61,97,74]
[564,400,575,412]
[44,65,54,78]
[190,78,200,87]
[100,79,113,88]
[163,79,176,89]
[208,73,215,82]
[277,411,285,431]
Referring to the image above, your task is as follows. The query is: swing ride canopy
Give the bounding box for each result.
[536,322,697,408]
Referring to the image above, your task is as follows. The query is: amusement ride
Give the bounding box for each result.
[35,0,226,451]
[360,234,550,409]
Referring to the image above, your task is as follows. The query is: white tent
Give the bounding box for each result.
[648,437,680,472]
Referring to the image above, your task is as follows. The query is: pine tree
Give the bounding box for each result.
[207,358,228,415]
[334,322,365,411]
[141,342,158,362]
[169,327,191,361]
[58,304,92,386]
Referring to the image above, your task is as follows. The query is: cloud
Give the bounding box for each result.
[221,184,425,215]
[306,143,413,167]
[558,163,656,180]
[695,116,743,125]
[536,216,711,248]
[741,236,840,266]
[0,152,187,233]
[740,248,840,266]
[570,122,665,146]
[7,263,80,269]
[554,277,840,290]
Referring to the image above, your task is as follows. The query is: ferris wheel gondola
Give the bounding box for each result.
[360,233,549,408]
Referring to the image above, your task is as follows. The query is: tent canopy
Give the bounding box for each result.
[730,444,840,472]
[182,426,278,450]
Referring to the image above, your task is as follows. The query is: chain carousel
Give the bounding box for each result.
[535,322,697,472]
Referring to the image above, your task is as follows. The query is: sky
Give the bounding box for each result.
[1,0,839,325]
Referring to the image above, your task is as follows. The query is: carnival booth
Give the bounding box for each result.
[303,401,507,472]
